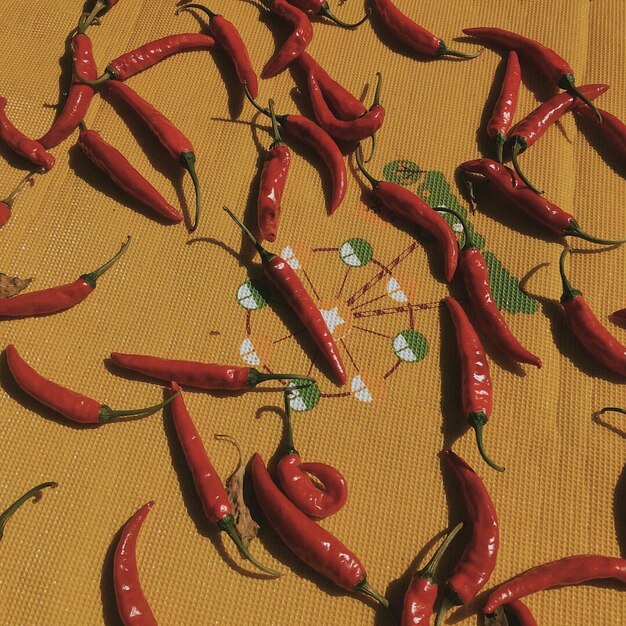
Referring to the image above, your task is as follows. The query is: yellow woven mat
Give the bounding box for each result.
[1,0,625,624]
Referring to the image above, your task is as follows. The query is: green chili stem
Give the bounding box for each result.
[355,144,380,188]
[319,4,369,28]
[181,152,202,232]
[82,0,107,30]
[372,72,383,107]
[434,595,457,626]
[268,99,284,146]
[175,3,218,20]
[282,388,298,455]
[247,368,316,387]
[0,482,57,540]
[416,522,463,581]
[471,412,505,472]
[511,141,543,194]
[2,169,41,208]
[223,206,273,262]
[560,74,602,123]
[81,235,131,287]
[599,407,626,415]
[438,42,483,59]
[243,82,271,118]
[565,222,626,246]
[354,578,389,607]
[436,206,476,250]
[494,133,506,164]
[98,390,181,422]
[558,247,581,302]
[77,69,113,86]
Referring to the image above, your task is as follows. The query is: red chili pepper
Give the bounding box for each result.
[250,452,388,606]
[113,501,157,626]
[355,147,458,282]
[225,207,347,385]
[110,351,314,389]
[573,105,626,166]
[401,523,463,626]
[258,100,291,242]
[372,0,479,59]
[0,169,40,230]
[463,27,602,121]
[169,382,280,575]
[286,0,368,28]
[458,158,626,245]
[435,449,499,626]
[78,122,183,223]
[484,554,626,614]
[558,247,626,377]
[487,51,521,163]
[0,482,57,541]
[102,82,202,231]
[261,0,313,79]
[275,388,347,518]
[6,344,179,424]
[0,236,130,318]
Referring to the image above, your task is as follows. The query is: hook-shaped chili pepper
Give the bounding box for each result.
[0,236,130,318]
[401,522,463,626]
[83,0,119,30]
[559,247,626,377]
[274,387,348,518]
[484,601,538,626]
[6,344,180,424]
[573,105,626,167]
[0,482,57,541]
[286,0,368,28]
[355,146,458,282]
[0,169,40,229]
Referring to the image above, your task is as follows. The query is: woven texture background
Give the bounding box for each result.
[1,0,625,624]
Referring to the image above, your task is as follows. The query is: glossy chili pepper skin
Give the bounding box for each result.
[0,202,10,228]
[114,501,158,626]
[506,600,538,626]
[574,105,626,165]
[258,143,291,242]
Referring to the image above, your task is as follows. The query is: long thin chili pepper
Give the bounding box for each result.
[487,51,521,163]
[372,0,479,59]
[114,501,157,626]
[261,0,313,79]
[78,33,216,85]
[84,0,119,29]
[435,449,499,626]
[0,482,57,541]
[0,170,40,229]
[355,146,458,282]
[169,382,280,575]
[559,247,626,377]
[573,105,626,167]
[458,158,626,245]
[225,207,347,385]
[275,388,347,518]
[78,121,183,223]
[286,0,368,28]
[250,452,388,606]
[401,523,463,626]
[103,82,201,231]
[110,351,315,389]
[6,345,180,424]
[439,208,541,368]
[244,84,347,213]
[463,27,602,122]
[0,236,130,318]
[258,99,291,242]
[484,554,626,614]
[176,4,259,98]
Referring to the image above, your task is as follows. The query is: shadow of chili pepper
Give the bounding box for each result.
[574,115,626,179]
[614,462,626,558]
[592,410,626,440]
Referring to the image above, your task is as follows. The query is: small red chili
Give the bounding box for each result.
[573,105,626,167]
[286,0,368,28]
[113,501,158,626]
[0,169,40,230]
[0,482,57,541]
[6,344,180,424]
[0,236,130,318]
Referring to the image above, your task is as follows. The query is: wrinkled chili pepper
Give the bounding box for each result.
[487,51,521,163]
[0,482,57,541]
[463,27,602,122]
[244,85,347,213]
[0,236,130,318]
[78,121,183,223]
[0,169,40,229]
[559,247,626,377]
[372,0,479,59]
[169,382,280,575]
[250,452,388,606]
[84,0,119,29]
[102,82,202,231]
[225,207,347,385]
[573,105,626,167]
[114,501,157,626]
[439,208,541,368]
[6,344,180,424]
[355,146,458,282]
[435,449,499,625]
[444,297,504,472]
[401,522,463,626]
[110,351,315,389]
[78,33,216,85]
[458,158,626,245]
[286,0,368,28]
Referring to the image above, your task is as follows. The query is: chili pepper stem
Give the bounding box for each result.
[494,133,506,164]
[558,247,581,302]
[83,0,107,30]
[355,144,381,188]
[248,368,316,386]
[511,141,543,194]
[175,4,218,20]
[0,482,57,540]
[436,207,477,250]
[81,235,132,287]
[320,4,370,28]
[564,222,626,246]
[599,407,626,415]
[437,42,483,59]
[98,389,181,422]
[353,578,389,607]
[470,412,505,472]
[2,169,41,208]
[559,75,602,123]
[268,99,284,147]
[243,82,271,118]
[416,522,464,579]
[181,151,202,232]
[434,595,458,626]
[223,205,273,262]
[282,388,299,455]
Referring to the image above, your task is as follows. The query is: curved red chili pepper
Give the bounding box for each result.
[458,158,626,245]
[286,0,368,28]
[559,247,626,377]
[113,501,158,626]
[78,122,183,223]
[574,105,626,167]
[463,27,602,121]
[169,382,280,575]
[0,482,57,541]
[372,0,479,58]
[0,236,130,318]
[225,207,347,385]
[487,51,521,163]
[110,351,314,389]
[261,0,313,79]
[0,169,40,230]
[356,148,458,282]
[250,452,388,606]
[435,449,499,625]
[6,345,179,424]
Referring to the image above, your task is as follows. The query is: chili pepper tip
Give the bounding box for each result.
[560,74,602,123]
[0,482,58,540]
[471,413,505,472]
[98,389,181,422]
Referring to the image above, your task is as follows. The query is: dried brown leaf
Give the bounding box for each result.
[0,273,32,298]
